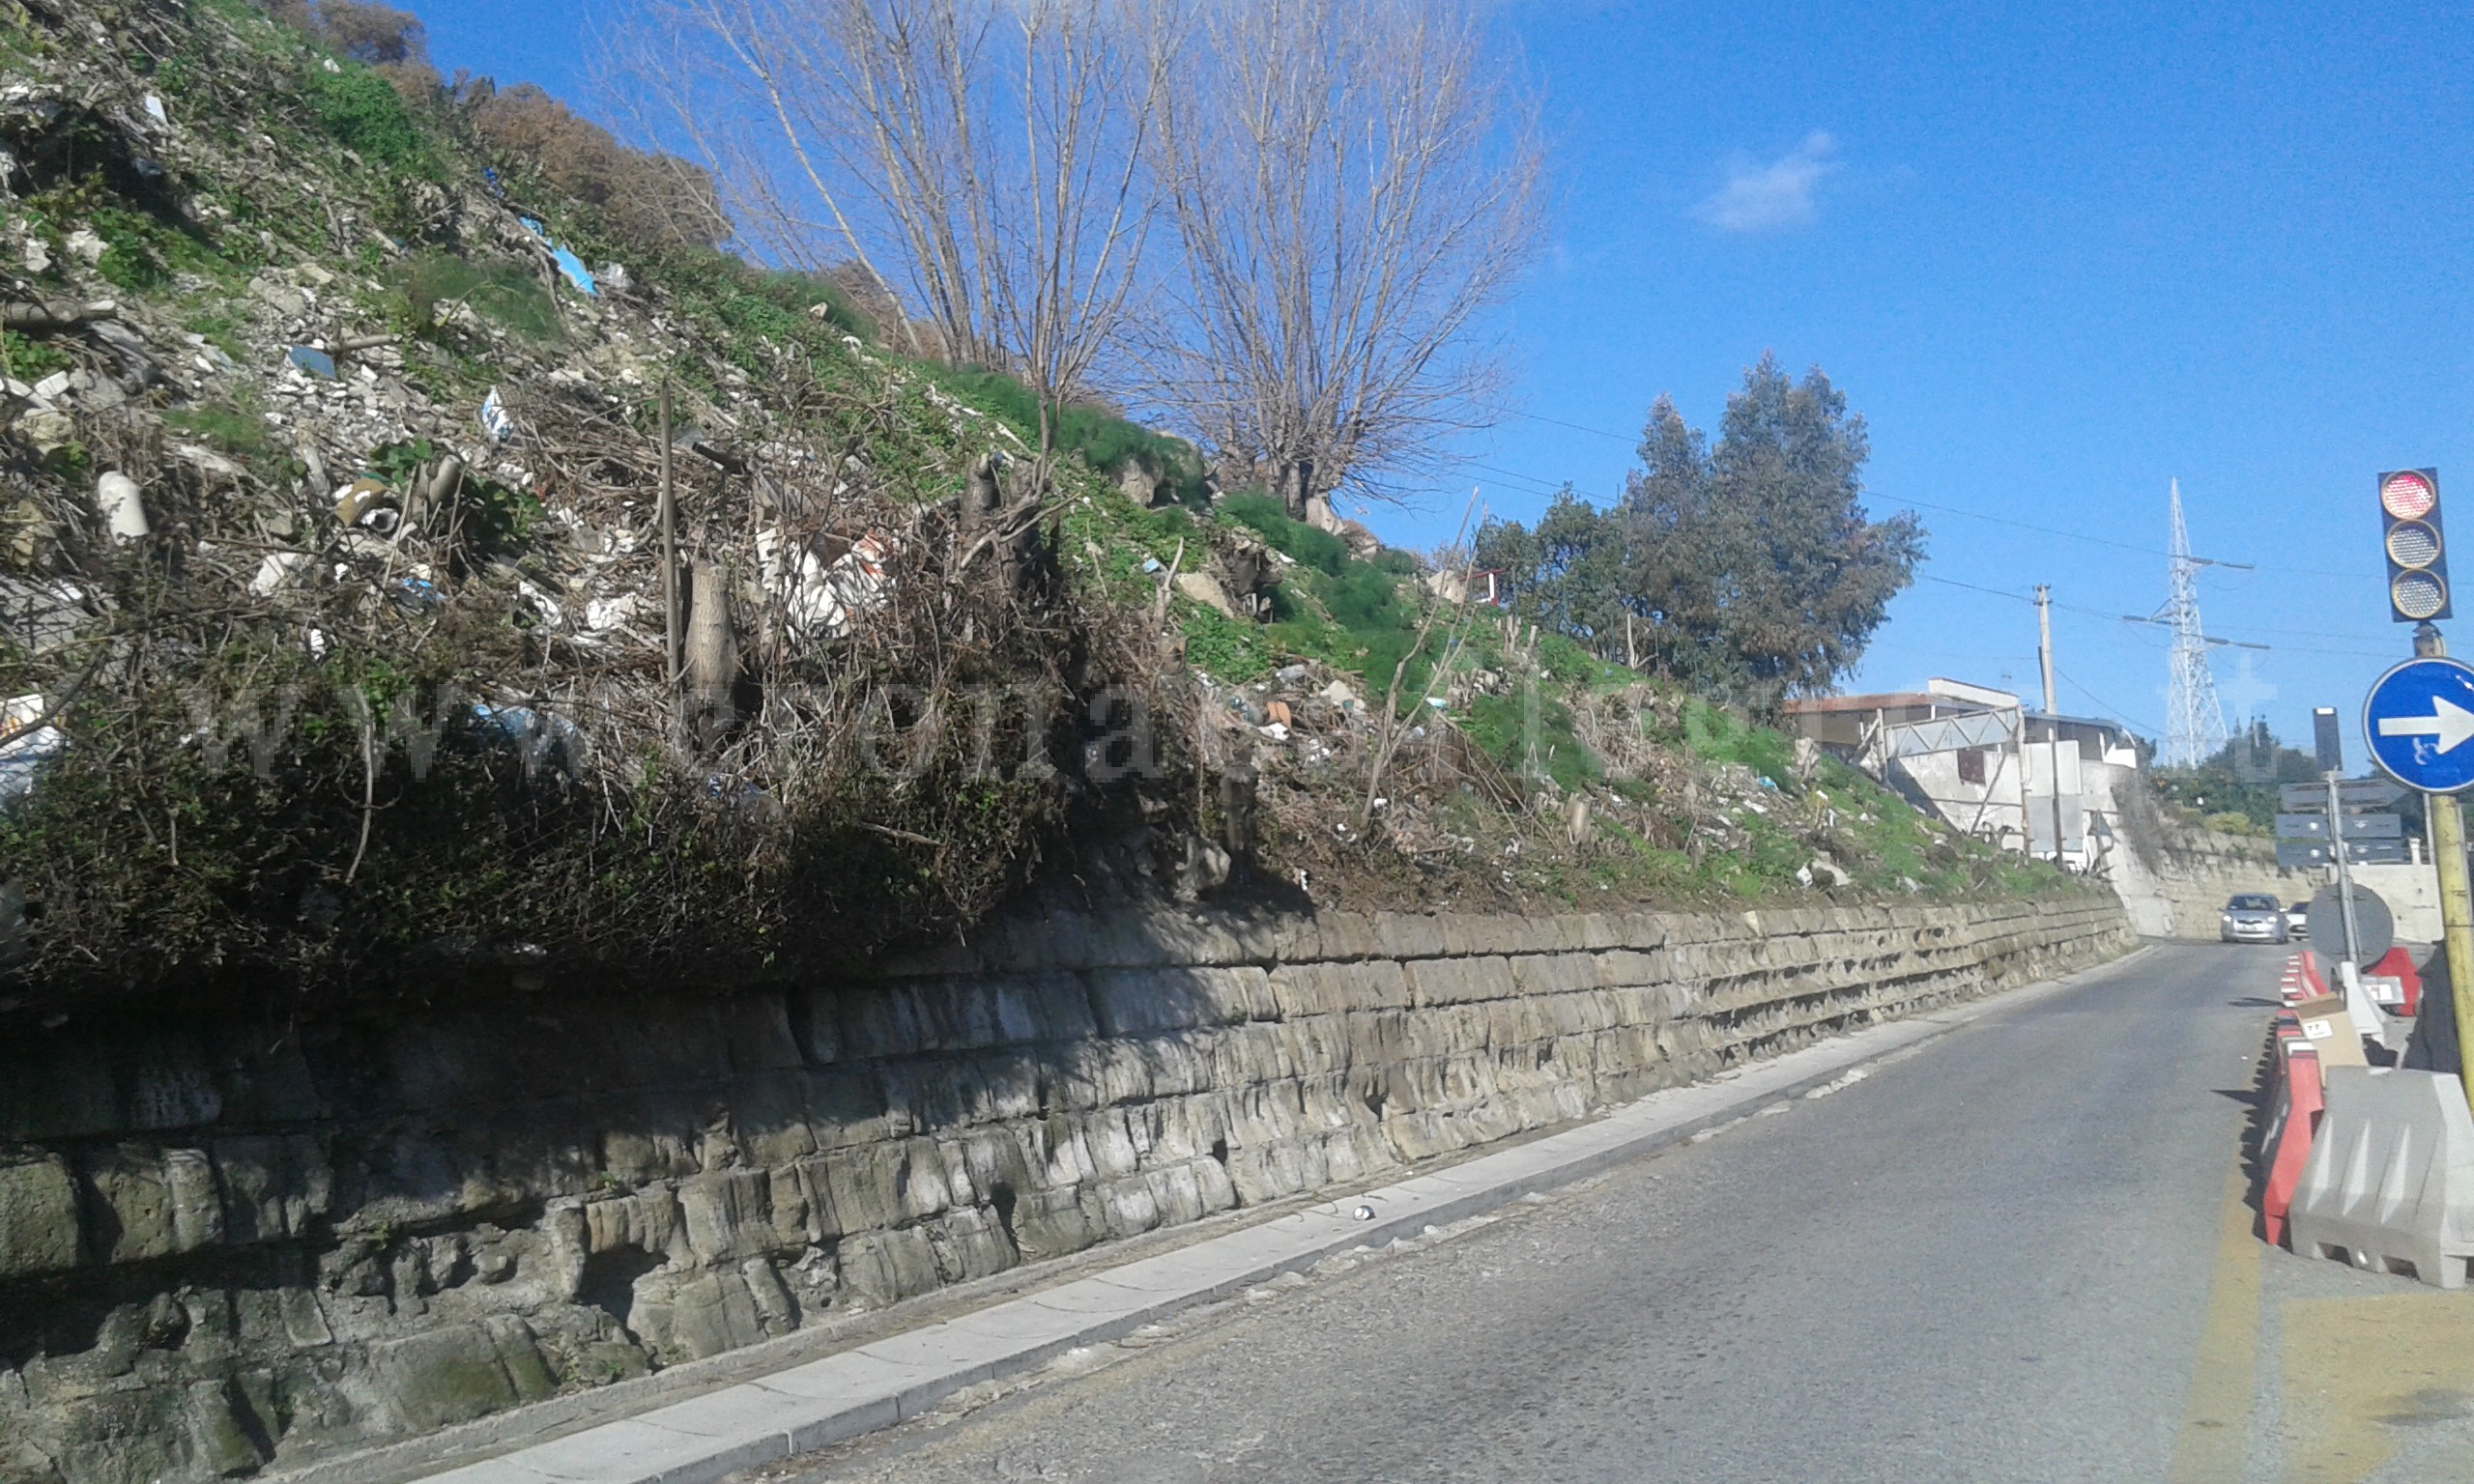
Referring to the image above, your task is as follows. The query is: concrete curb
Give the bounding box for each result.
[415,945,2154,1484]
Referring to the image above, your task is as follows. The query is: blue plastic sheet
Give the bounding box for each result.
[519,216,597,297]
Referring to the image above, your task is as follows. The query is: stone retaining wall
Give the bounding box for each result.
[0,897,2132,1484]
[2138,827,2315,940]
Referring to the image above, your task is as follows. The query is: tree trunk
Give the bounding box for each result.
[962,452,1000,540]
[685,558,738,750]
[1280,459,1311,522]
[1220,764,1258,862]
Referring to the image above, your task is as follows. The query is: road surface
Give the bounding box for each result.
[748,943,2474,1483]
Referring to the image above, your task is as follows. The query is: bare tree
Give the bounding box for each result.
[1142,0,1542,524]
[616,0,1170,477]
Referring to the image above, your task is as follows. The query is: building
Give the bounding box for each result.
[1784,678,2143,873]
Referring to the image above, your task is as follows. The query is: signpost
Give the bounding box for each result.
[2278,838,2411,870]
[2280,780,2405,812]
[2277,813,2403,840]
[2306,884,2394,965]
[2364,465,2474,1111]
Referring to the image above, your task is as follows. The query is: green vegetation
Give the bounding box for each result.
[2149,721,2316,830]
[400,252,564,344]
[0,0,2089,1019]
[162,399,274,465]
[0,329,72,381]
[302,58,435,172]
[1474,355,1925,707]
[927,365,1207,502]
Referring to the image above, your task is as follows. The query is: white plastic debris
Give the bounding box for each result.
[478,386,514,443]
[247,551,309,596]
[584,593,641,633]
[94,471,148,542]
[143,93,167,125]
[763,528,893,642]
[64,229,105,267]
[515,579,564,628]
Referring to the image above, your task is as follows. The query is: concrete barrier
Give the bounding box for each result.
[2288,1067,2474,1288]
[2262,1043,2322,1247]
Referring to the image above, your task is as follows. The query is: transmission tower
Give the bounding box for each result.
[2163,478,2228,767]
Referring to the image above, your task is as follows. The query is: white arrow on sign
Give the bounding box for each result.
[2378,694,2474,753]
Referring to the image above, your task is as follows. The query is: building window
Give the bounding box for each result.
[1958,748,1986,785]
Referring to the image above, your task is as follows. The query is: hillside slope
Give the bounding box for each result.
[0,0,2086,1021]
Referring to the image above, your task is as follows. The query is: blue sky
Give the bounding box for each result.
[413,0,2472,754]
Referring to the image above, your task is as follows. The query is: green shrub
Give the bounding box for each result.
[0,329,72,381]
[1218,493,1348,575]
[304,59,431,170]
[2202,811,2256,837]
[924,365,1205,501]
[402,252,563,343]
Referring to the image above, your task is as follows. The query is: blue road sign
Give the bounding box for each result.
[2364,656,2474,793]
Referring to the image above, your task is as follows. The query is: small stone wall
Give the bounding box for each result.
[0,897,2132,1484]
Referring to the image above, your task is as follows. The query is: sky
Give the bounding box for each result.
[410,0,2474,756]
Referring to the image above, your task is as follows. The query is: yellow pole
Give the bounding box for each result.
[2430,794,2474,1101]
[2415,628,2474,1106]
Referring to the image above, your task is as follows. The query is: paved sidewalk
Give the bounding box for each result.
[414,949,2150,1484]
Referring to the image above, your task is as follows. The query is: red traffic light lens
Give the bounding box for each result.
[2383,470,2437,521]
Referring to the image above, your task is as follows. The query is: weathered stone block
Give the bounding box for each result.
[1009,1183,1101,1262]
[992,972,1098,1043]
[717,996,804,1074]
[632,1269,768,1363]
[1406,956,1513,1007]
[480,1314,561,1404]
[80,1146,222,1264]
[0,1154,79,1278]
[926,1204,1018,1282]
[370,1324,523,1433]
[214,1134,331,1244]
[1084,965,1276,1037]
[585,1184,680,1257]
[676,1167,776,1264]
[837,1226,941,1306]
[186,1377,269,1477]
[1508,953,1601,997]
[1266,959,1411,1017]
[1371,911,1449,959]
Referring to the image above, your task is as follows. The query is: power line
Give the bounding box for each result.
[2055,666,2164,738]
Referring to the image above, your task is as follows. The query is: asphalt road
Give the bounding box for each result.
[752,944,2473,1484]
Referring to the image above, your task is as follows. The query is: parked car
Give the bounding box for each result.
[2221,894,2290,944]
[2287,901,2311,939]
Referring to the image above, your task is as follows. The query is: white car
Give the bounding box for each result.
[2220,894,2290,944]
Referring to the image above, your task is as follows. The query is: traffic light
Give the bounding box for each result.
[2380,468,2452,623]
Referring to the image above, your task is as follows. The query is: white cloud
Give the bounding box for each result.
[1692,132,1838,235]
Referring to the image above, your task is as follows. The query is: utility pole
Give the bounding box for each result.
[2035,585,2065,866]
[2414,624,2474,1076]
[2034,585,2057,713]
[658,382,681,694]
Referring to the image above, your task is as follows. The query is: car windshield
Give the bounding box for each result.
[2229,895,2279,911]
